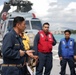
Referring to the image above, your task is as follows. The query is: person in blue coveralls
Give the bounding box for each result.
[33,22,57,75]
[1,16,38,75]
[58,30,76,75]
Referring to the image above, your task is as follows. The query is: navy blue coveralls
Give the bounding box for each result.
[58,38,76,75]
[2,29,27,75]
[33,33,56,75]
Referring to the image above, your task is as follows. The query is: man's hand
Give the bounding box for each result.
[33,55,39,60]
[19,50,25,57]
[59,57,62,60]
[74,55,76,60]
[26,50,35,57]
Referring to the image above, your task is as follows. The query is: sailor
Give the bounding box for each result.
[2,16,38,75]
[58,30,76,75]
[33,22,57,75]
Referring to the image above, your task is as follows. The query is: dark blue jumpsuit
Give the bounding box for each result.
[33,33,57,75]
[2,29,27,75]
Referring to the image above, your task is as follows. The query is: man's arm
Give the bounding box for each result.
[33,33,40,55]
[58,41,62,57]
[52,35,57,46]
[74,42,76,55]
[2,33,20,59]
[74,41,76,60]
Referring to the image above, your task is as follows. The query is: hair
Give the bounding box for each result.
[64,30,71,34]
[13,16,25,27]
[43,22,50,27]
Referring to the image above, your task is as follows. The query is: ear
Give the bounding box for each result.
[16,23,20,27]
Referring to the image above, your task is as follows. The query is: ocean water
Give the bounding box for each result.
[53,34,76,42]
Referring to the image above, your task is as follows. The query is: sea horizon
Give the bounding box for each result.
[53,34,76,42]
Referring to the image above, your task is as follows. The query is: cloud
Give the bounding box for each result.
[60,2,76,23]
[49,2,57,7]
[8,6,17,13]
[64,2,76,11]
[28,0,57,17]
[41,1,76,30]
[0,0,76,30]
[28,0,49,17]
[0,5,4,13]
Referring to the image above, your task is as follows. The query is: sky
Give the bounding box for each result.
[0,0,76,30]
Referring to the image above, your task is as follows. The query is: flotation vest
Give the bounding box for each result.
[38,30,54,53]
[61,38,74,58]
[22,33,30,50]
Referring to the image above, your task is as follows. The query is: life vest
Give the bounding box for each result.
[61,38,74,58]
[22,33,30,50]
[38,30,54,53]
